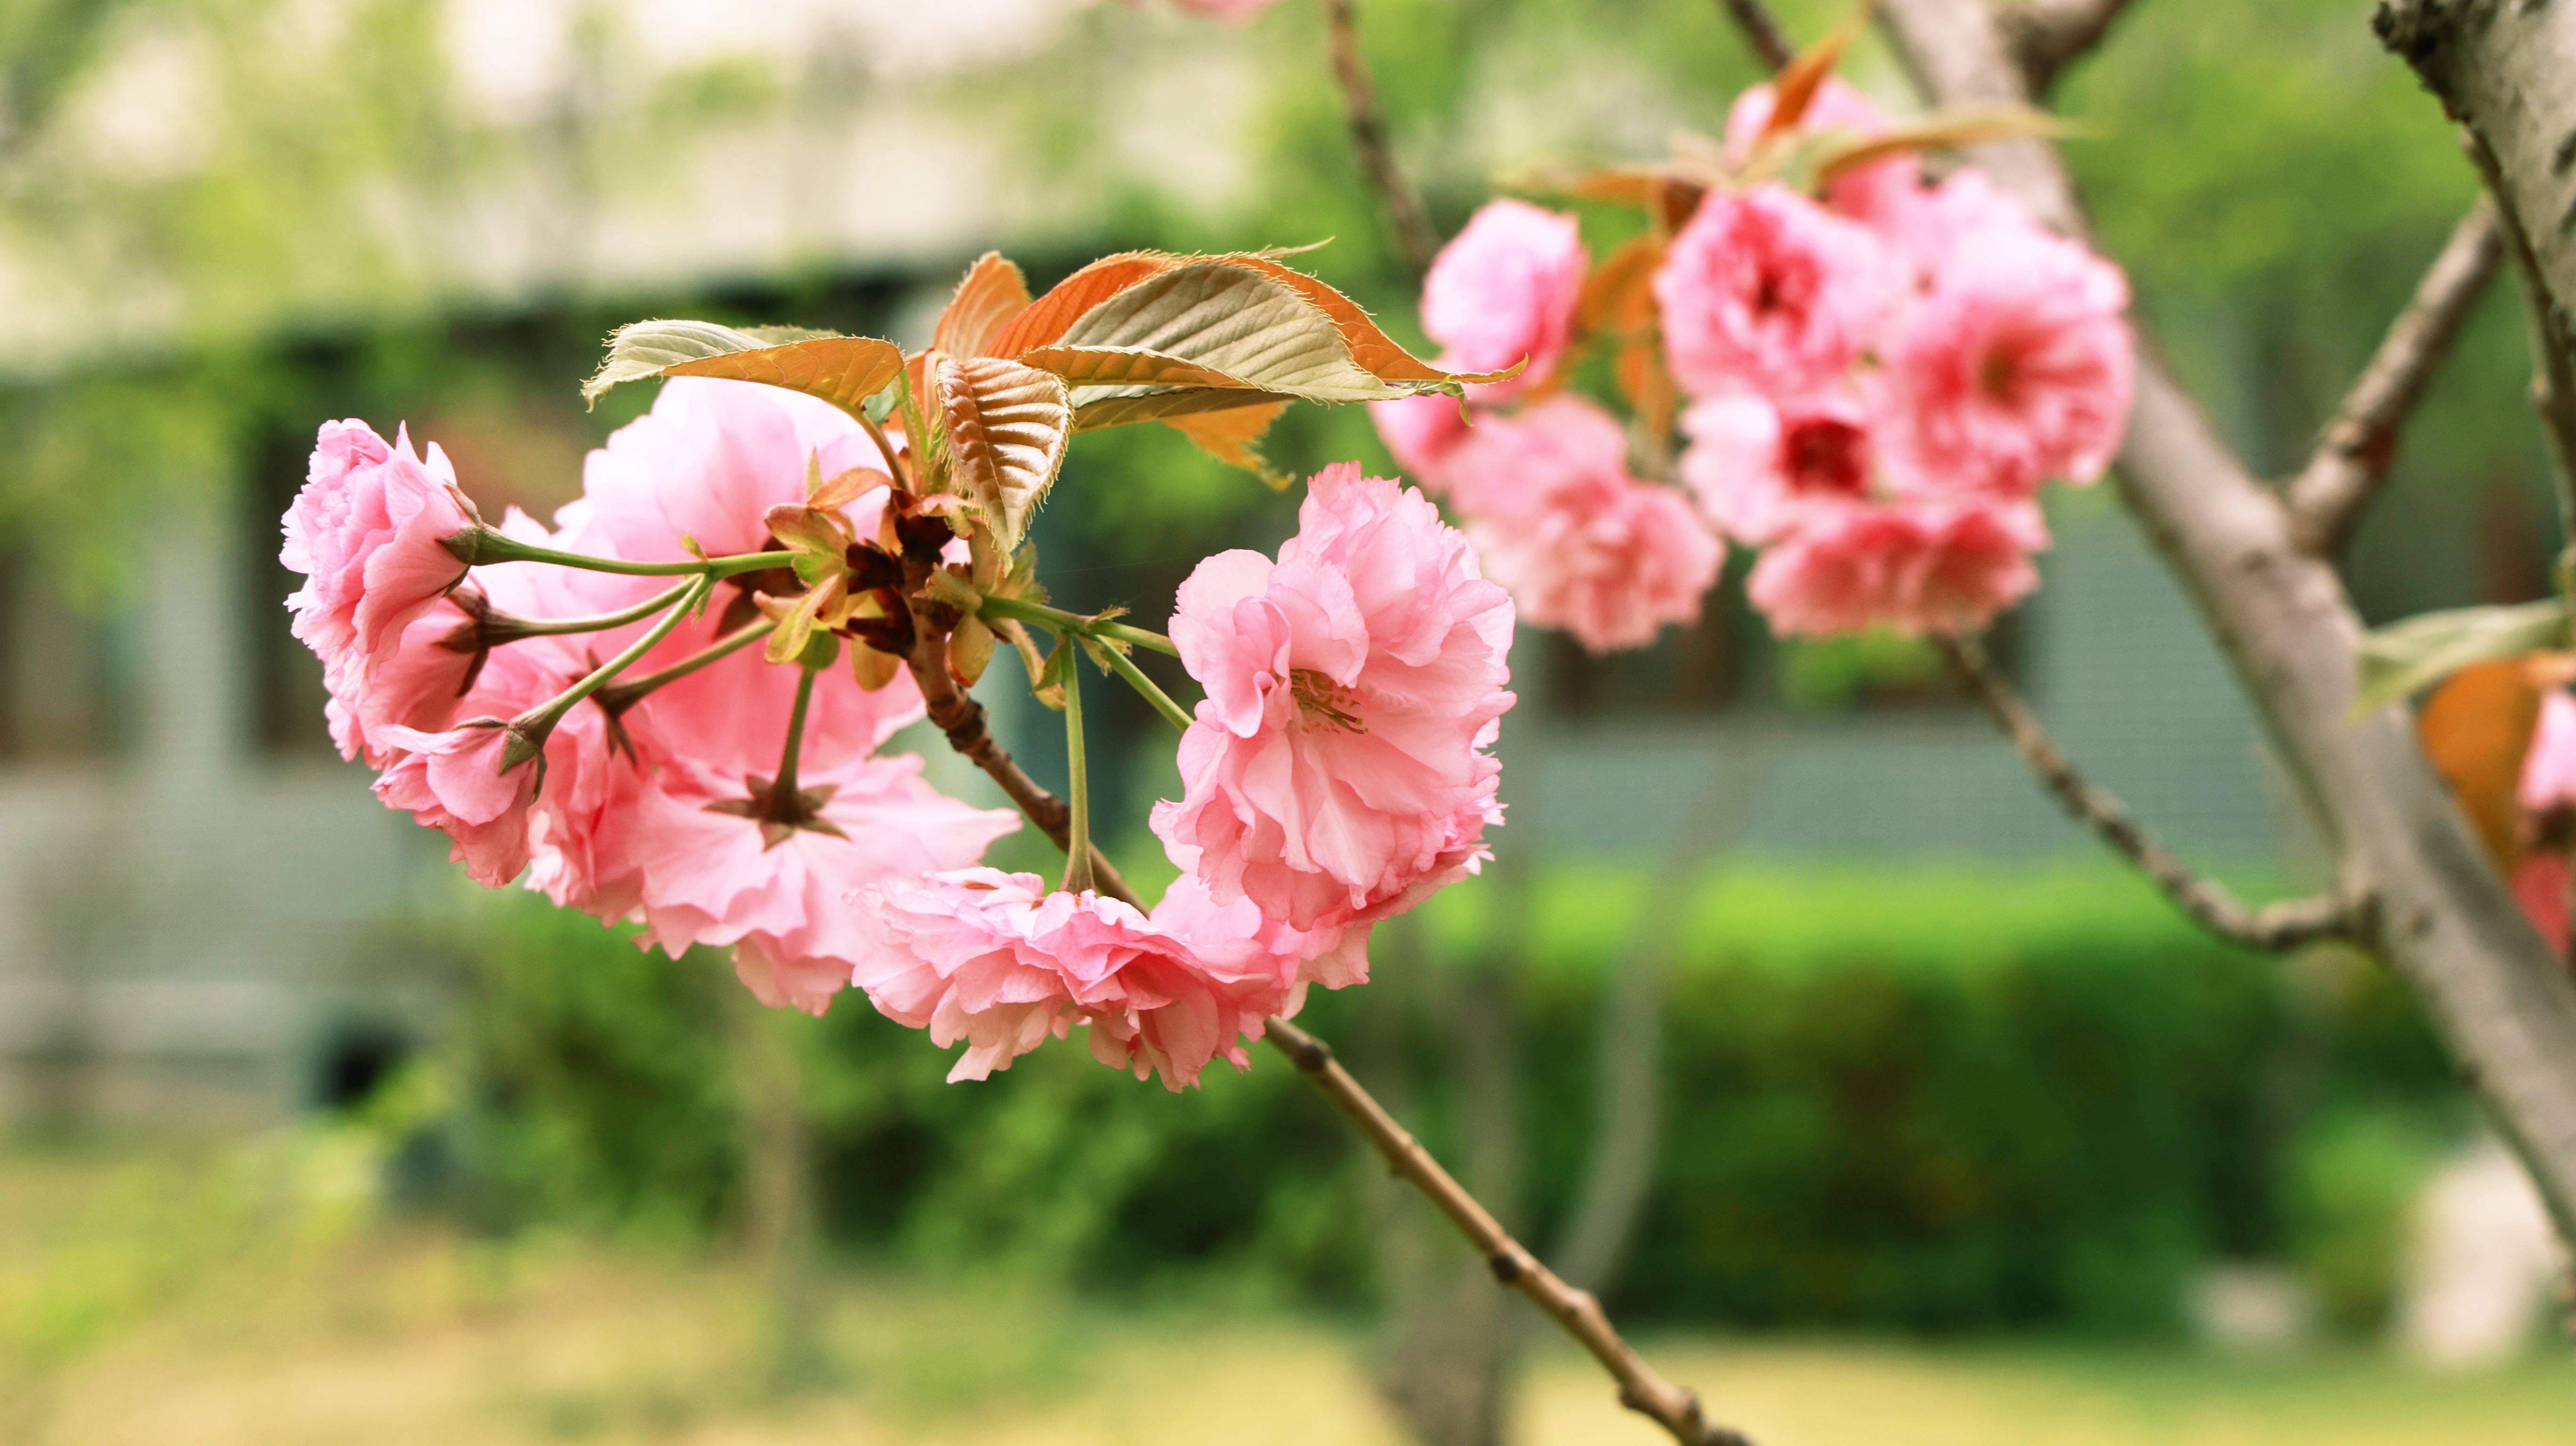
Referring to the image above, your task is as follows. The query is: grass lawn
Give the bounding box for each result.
[6,1141,2570,1445]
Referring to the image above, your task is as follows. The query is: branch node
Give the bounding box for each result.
[1487,1249,1524,1284]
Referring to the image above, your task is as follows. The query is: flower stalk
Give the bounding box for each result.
[504,575,711,767]
[450,526,797,580]
[1058,658,1098,896]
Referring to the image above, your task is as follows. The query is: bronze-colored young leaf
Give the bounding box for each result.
[1162,400,1292,484]
[935,252,1033,357]
[985,253,1180,358]
[809,466,893,512]
[934,356,1072,554]
[1578,235,1666,336]
[1810,106,2067,187]
[2418,657,2552,871]
[582,319,904,421]
[1759,1,1871,147]
[1071,386,1297,432]
[1216,255,1517,386]
[1053,261,1406,404]
[1014,345,1267,390]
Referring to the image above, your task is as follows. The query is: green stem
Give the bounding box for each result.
[507,576,711,765]
[462,528,796,579]
[1100,645,1195,733]
[771,667,818,808]
[489,579,699,641]
[859,410,909,489]
[596,619,774,715]
[975,594,1179,657]
[1058,659,1097,897]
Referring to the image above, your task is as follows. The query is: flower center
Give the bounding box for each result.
[1781,417,1869,498]
[1288,669,1368,732]
[1979,350,2020,402]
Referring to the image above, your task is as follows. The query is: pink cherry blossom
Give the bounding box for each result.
[1723,77,1919,235]
[860,868,1292,1088]
[1445,397,1722,654]
[1679,389,1883,546]
[282,419,481,695]
[1154,464,1515,934]
[588,755,1017,1017]
[370,718,542,888]
[1156,0,1282,20]
[1421,198,1587,403]
[1655,183,1892,402]
[1886,169,2034,284]
[1370,392,1474,490]
[2520,691,2576,814]
[1885,220,2133,495]
[1745,497,2046,638]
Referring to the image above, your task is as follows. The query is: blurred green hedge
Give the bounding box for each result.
[434,862,2465,1336]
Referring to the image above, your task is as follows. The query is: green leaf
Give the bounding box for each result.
[1053,262,1399,405]
[583,320,903,419]
[1014,345,1268,391]
[2355,599,2570,713]
[934,357,1072,554]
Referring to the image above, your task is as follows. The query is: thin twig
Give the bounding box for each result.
[1263,1019,1751,1446]
[908,600,1754,1445]
[1934,635,2363,951]
[2464,135,2576,593]
[1320,0,1441,280]
[1997,0,2136,96]
[2287,200,2505,555]
[903,591,1136,906]
[1713,0,1794,71]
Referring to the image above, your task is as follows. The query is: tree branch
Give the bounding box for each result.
[1934,636,2362,950]
[1997,0,2138,96]
[906,595,1753,1446]
[1875,0,2576,1253]
[1711,0,1794,72]
[1320,0,1441,281]
[2286,199,2505,556]
[1264,1018,1751,1446]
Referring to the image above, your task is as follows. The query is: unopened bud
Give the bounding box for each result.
[950,617,996,685]
[851,642,903,692]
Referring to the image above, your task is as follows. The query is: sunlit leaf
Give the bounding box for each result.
[1216,255,1514,386]
[1071,386,1297,431]
[987,253,1180,357]
[1162,399,1292,485]
[935,252,1033,357]
[1810,106,2068,186]
[583,320,904,420]
[2418,658,2551,870]
[934,356,1072,554]
[1045,261,1403,405]
[809,466,892,512]
[1015,345,1268,390]
[2357,599,2570,713]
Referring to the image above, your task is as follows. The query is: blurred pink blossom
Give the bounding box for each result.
[1885,221,2133,495]
[369,718,541,889]
[1448,397,1723,653]
[1655,184,1892,401]
[1723,77,1919,235]
[1744,497,2045,637]
[1421,198,1588,403]
[1370,391,1474,490]
[1679,389,1882,546]
[1154,464,1515,934]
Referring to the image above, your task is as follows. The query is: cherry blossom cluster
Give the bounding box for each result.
[1373,76,2135,651]
[282,257,1514,1089]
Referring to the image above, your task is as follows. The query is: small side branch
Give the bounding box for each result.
[905,604,1753,1445]
[1712,0,1794,72]
[1998,0,2138,96]
[1935,635,2364,951]
[2470,139,2576,564]
[1264,1019,1752,1446]
[1320,0,1441,280]
[2287,199,2505,555]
